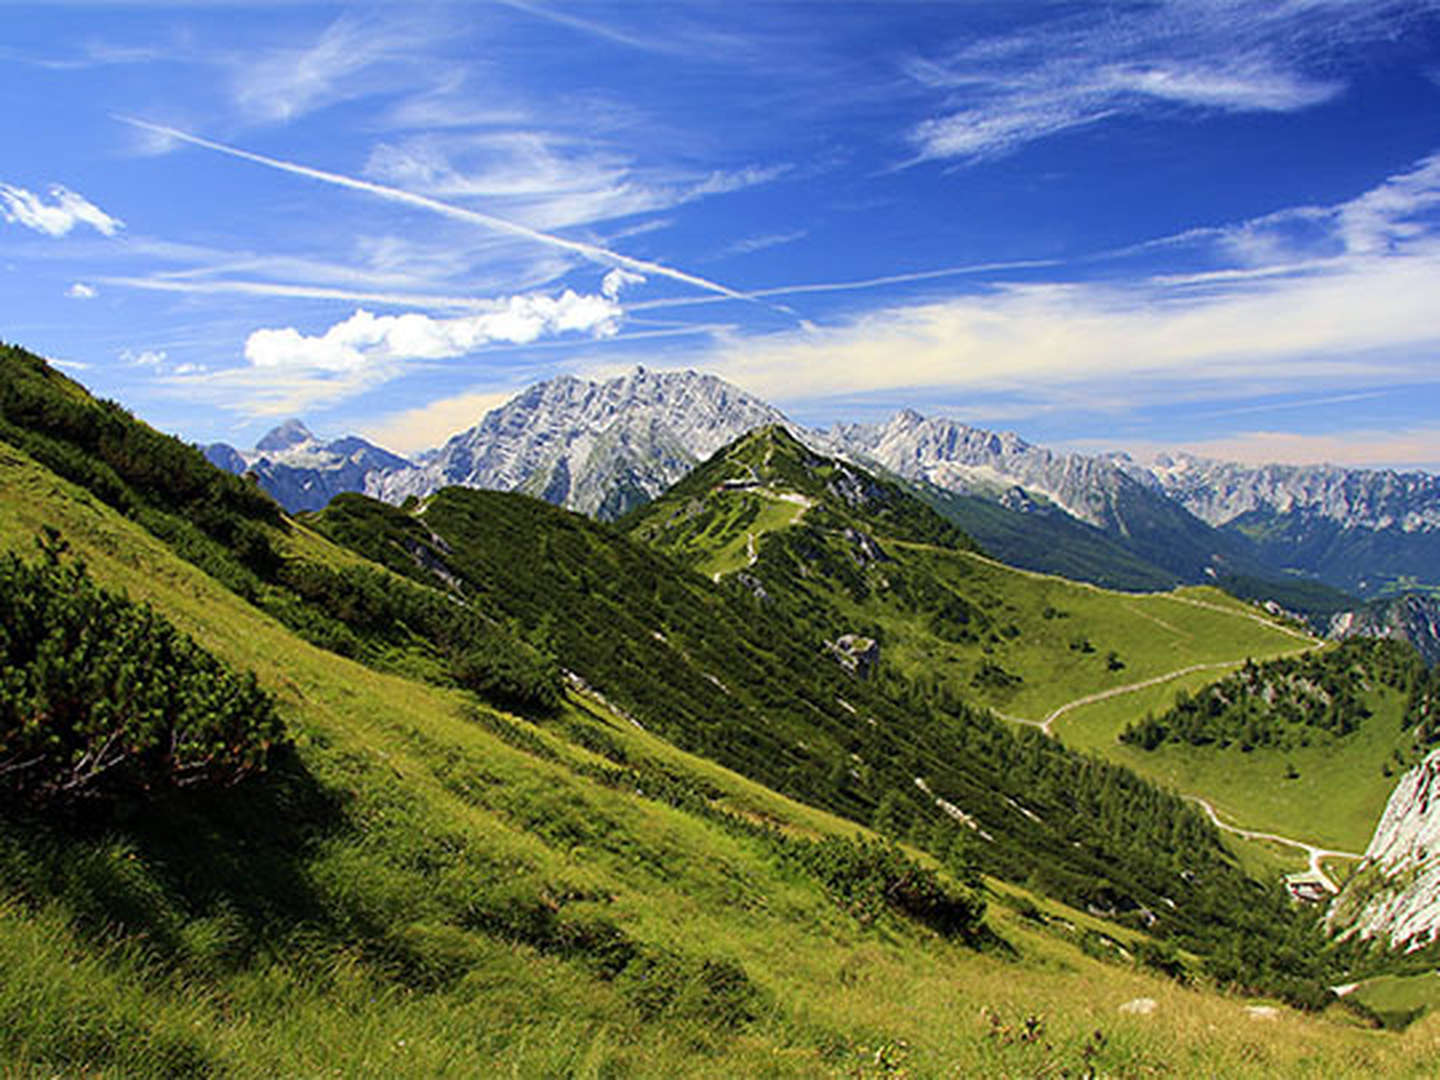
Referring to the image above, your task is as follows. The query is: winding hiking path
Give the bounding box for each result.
[994,642,1356,884]
[1033,661,1239,736]
[1185,796,1362,892]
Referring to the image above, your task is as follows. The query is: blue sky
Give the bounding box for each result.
[4,1,1440,469]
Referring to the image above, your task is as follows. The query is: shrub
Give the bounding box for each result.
[0,537,284,807]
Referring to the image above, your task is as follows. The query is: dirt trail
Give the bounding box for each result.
[1034,661,1239,736]
[1185,796,1362,892]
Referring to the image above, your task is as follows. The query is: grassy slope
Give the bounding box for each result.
[853,543,1307,721]
[1057,675,1410,855]
[625,427,1306,724]
[4,445,1436,1075]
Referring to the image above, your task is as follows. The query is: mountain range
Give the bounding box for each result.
[208,368,1440,604]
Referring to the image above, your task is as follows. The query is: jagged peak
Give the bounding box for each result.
[255,418,315,452]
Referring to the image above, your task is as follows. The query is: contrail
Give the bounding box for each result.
[627,258,1061,310]
[116,115,759,305]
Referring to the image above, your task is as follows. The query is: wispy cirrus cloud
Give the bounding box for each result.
[231,12,450,125]
[713,229,807,260]
[902,0,1416,163]
[364,130,789,232]
[0,183,123,237]
[674,146,1440,413]
[117,117,775,307]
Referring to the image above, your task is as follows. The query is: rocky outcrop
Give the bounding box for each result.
[826,634,879,679]
[1328,750,1440,951]
[1329,595,1440,667]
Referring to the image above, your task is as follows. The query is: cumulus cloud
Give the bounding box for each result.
[0,183,123,237]
[243,290,623,372]
[67,282,97,299]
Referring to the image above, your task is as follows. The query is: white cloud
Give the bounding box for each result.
[691,245,1440,409]
[121,118,756,303]
[363,130,789,231]
[67,282,97,299]
[715,230,807,259]
[0,184,123,237]
[243,291,623,373]
[232,14,445,125]
[122,348,167,368]
[601,267,646,300]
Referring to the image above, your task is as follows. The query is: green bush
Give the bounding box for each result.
[0,537,284,806]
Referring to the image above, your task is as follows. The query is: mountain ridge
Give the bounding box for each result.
[198,368,1440,599]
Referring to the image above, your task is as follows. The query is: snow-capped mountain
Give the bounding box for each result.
[204,421,417,514]
[369,367,791,519]
[1139,453,1440,533]
[202,369,1440,598]
[823,410,1256,583]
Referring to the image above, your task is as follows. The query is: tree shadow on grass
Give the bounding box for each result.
[0,744,358,975]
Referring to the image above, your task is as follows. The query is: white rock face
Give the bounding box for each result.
[369,367,791,519]
[1328,750,1440,951]
[828,409,1130,528]
[1328,595,1440,666]
[1142,452,1440,533]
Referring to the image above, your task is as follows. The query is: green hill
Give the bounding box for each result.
[3,347,1437,1075]
[624,426,1308,724]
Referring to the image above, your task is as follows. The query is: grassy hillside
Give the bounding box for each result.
[1057,641,1433,855]
[6,438,1436,1075]
[313,485,1309,971]
[625,426,1307,724]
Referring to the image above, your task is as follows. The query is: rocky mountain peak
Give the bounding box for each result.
[369,368,792,519]
[255,418,315,453]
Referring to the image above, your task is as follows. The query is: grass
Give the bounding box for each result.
[1351,972,1440,1029]
[6,437,1440,1076]
[860,541,1308,721]
[693,493,808,579]
[1053,669,1411,854]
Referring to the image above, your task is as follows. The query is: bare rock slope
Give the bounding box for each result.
[1329,750,1440,951]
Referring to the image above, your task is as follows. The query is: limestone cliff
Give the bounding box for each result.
[1328,750,1440,951]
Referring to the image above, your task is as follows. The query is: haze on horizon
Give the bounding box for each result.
[3,1,1440,472]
